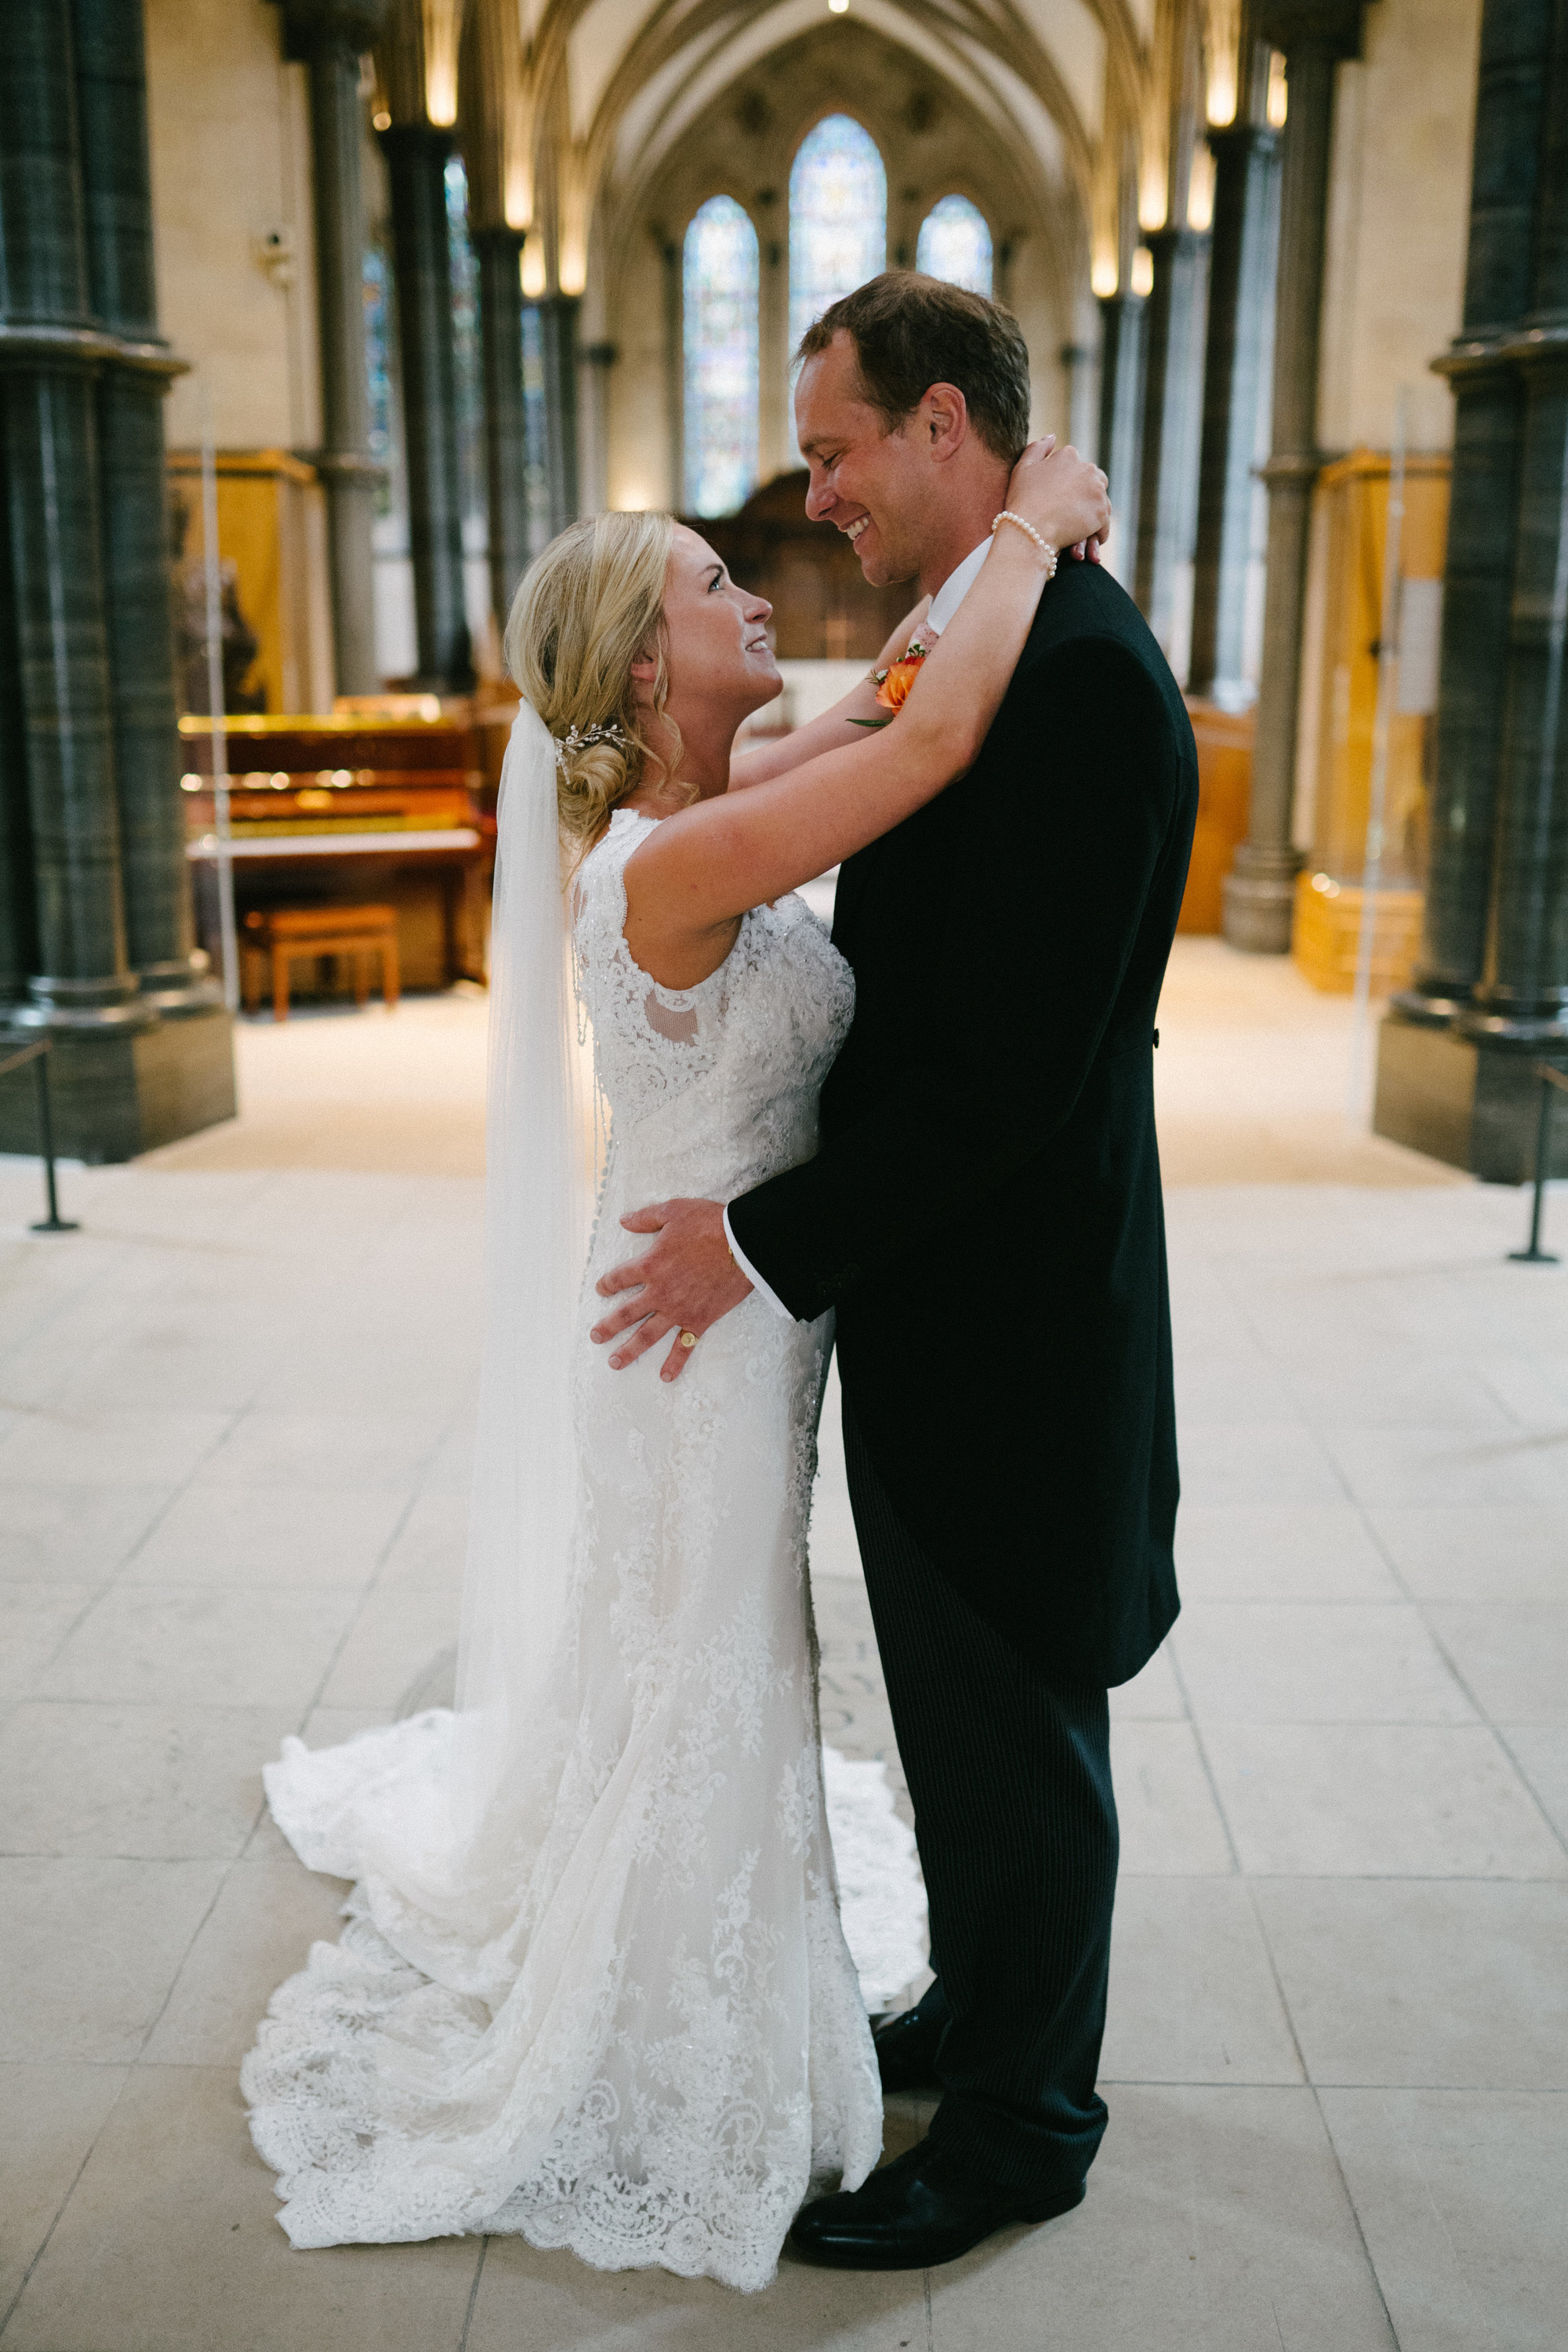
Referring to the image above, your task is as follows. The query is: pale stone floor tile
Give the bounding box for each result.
[1366,1504,1568,1601]
[0,1403,234,1489]
[245,1340,477,1417]
[35,1583,364,1711]
[1174,1422,1346,1508]
[1423,1604,1568,1726]
[1253,1878,1568,2089]
[927,2085,1395,2351]
[1173,1503,1402,1601]
[198,1409,442,1493]
[1475,1353,1568,1428]
[1319,1422,1568,1508]
[0,1581,99,1697]
[0,1856,226,2063]
[0,1483,173,1585]
[419,1412,478,1495]
[376,1488,469,1588]
[1102,1877,1301,2085]
[1109,1721,1236,1875]
[122,1482,411,1588]
[466,2232,931,2351]
[0,1700,291,1859]
[1107,1641,1184,1720]
[1319,2089,1568,2352]
[1,2064,484,2352]
[1201,1723,1568,1877]
[298,1705,390,1748]
[1283,1360,1519,1430]
[1501,1724,1568,1845]
[316,1586,463,1711]
[47,1327,286,1416]
[1171,1601,1475,1724]
[142,1839,351,2067]
[0,2060,129,2316]
[1173,1352,1298,1424]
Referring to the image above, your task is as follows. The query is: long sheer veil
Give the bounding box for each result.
[448,700,596,1859]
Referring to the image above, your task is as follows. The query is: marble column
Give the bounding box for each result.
[281,1,388,695]
[1189,117,1281,706]
[1096,292,1146,580]
[1463,0,1568,1046]
[0,507,37,1007]
[73,0,212,1009]
[474,226,528,630]
[0,0,140,1030]
[1398,0,1556,1015]
[1134,226,1210,652]
[380,122,474,689]
[1222,5,1363,952]
[532,292,581,538]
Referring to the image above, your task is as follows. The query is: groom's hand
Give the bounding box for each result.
[590,1198,753,1382]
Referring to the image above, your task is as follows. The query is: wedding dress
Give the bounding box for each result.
[242,793,884,2292]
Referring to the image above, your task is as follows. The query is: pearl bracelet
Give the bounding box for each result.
[992,509,1059,579]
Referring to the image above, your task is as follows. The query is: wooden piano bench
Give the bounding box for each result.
[241,904,401,1023]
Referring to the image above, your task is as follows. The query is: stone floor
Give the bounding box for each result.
[1,945,1566,2350]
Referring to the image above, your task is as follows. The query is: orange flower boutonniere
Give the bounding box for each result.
[850,640,930,727]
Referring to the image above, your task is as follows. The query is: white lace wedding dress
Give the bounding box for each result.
[242,806,883,2292]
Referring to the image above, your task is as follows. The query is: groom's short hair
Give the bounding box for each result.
[797,272,1032,463]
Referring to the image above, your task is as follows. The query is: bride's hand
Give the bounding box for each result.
[1003,439,1111,562]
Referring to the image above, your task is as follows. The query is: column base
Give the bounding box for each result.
[1373,1008,1568,1182]
[0,1004,237,1163]
[1221,847,1304,953]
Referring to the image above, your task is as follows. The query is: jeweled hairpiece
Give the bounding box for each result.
[553,721,630,774]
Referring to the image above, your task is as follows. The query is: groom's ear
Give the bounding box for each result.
[918,382,969,462]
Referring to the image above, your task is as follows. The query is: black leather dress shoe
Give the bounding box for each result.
[872,2005,942,2093]
[790,2140,1085,2270]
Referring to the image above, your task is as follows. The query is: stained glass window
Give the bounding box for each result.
[916,194,993,296]
[788,115,886,361]
[362,239,396,520]
[682,195,760,518]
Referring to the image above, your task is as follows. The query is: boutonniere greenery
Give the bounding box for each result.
[850,640,930,727]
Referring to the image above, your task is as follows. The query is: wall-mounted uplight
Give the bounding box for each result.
[1206,60,1237,127]
[372,108,391,131]
[828,0,849,15]
[1187,144,1216,233]
[1091,253,1118,299]
[521,234,547,299]
[1130,245,1154,298]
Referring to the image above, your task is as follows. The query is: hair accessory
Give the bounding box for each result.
[992,510,1058,579]
[553,720,630,775]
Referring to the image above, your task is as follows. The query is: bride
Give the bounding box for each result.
[242,436,1109,2292]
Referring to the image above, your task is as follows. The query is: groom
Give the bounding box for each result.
[590,272,1199,2267]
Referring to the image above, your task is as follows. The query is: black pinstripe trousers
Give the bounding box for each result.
[842,1399,1118,2195]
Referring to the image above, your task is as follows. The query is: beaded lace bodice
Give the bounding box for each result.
[243,807,878,2293]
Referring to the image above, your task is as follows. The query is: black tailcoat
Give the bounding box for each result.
[728,559,1199,1688]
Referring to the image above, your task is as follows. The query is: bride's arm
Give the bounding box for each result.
[726,593,931,792]
[625,443,1107,979]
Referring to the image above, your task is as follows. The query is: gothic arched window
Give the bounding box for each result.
[682,195,760,517]
[916,194,993,296]
[788,115,886,360]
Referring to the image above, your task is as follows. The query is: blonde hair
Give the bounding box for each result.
[504,510,686,854]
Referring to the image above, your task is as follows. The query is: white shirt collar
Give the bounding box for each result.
[924,539,992,637]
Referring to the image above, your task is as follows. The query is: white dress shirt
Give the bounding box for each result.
[724,539,993,1319]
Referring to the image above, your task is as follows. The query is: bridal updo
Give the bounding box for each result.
[504,510,686,854]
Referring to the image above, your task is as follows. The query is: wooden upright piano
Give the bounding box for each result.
[181,711,504,993]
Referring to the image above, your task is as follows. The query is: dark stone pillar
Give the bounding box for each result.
[379,122,474,689]
[1398,0,1556,1014]
[72,0,213,1011]
[0,0,141,1031]
[1189,119,1281,706]
[0,0,234,1157]
[1134,226,1210,652]
[1096,291,1146,580]
[1223,8,1363,953]
[278,2,388,695]
[474,225,528,626]
[1464,0,1568,1047]
[532,292,581,538]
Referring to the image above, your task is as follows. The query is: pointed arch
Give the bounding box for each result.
[787,114,887,358]
[916,193,993,294]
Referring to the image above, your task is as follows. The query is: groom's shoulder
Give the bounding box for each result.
[1015,559,1193,741]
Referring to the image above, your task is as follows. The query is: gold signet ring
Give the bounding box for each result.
[679,1330,698,1349]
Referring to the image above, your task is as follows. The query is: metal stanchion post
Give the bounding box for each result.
[30,1046,79,1234]
[1509,1065,1563,1265]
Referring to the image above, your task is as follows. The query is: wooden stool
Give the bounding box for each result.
[241,905,401,1022]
